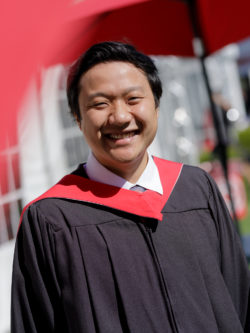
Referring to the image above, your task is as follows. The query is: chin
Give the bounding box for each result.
[109,150,146,165]
[111,155,136,164]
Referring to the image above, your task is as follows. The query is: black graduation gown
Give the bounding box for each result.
[11,157,250,333]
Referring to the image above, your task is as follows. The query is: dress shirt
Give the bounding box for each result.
[84,152,163,195]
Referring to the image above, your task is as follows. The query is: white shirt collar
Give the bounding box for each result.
[84,152,163,195]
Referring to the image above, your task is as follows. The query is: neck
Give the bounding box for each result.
[100,153,148,184]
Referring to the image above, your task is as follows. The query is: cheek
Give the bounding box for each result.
[82,112,105,139]
[83,111,101,129]
[135,103,158,124]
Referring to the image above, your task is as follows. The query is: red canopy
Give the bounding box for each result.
[46,0,250,65]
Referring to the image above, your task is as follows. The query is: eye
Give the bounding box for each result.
[127,96,142,105]
[92,101,109,109]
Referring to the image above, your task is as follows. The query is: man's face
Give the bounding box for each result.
[77,61,158,175]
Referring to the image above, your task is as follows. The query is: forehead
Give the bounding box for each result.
[78,61,150,94]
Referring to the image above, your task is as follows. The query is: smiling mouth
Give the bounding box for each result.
[105,130,140,140]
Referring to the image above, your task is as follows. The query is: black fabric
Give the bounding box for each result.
[11,164,250,332]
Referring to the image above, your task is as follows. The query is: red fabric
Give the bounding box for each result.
[67,0,150,21]
[45,0,194,66]
[20,158,183,223]
[0,0,70,148]
[197,0,250,54]
[0,0,73,192]
[46,0,250,65]
[82,0,194,57]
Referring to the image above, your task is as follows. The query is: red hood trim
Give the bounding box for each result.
[20,158,183,224]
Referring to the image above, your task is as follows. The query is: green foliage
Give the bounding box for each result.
[199,150,214,163]
[238,127,250,156]
[227,146,241,159]
[199,146,240,164]
[239,177,250,235]
[199,126,250,163]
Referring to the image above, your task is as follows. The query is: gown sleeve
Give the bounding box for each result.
[11,203,65,333]
[206,172,250,331]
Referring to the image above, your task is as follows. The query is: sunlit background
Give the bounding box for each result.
[1,1,250,332]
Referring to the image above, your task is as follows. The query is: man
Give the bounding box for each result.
[12,41,250,332]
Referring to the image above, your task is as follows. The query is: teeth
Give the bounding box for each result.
[109,132,135,139]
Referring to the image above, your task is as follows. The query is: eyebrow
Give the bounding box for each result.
[87,86,145,101]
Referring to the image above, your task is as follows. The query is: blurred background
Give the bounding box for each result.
[1,0,250,332]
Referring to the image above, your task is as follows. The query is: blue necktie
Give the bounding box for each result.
[130,185,146,192]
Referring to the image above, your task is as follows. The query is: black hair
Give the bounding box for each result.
[67,41,162,120]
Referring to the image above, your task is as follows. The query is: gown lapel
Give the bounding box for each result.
[20,157,183,223]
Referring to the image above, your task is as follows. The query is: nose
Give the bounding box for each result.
[108,101,132,126]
